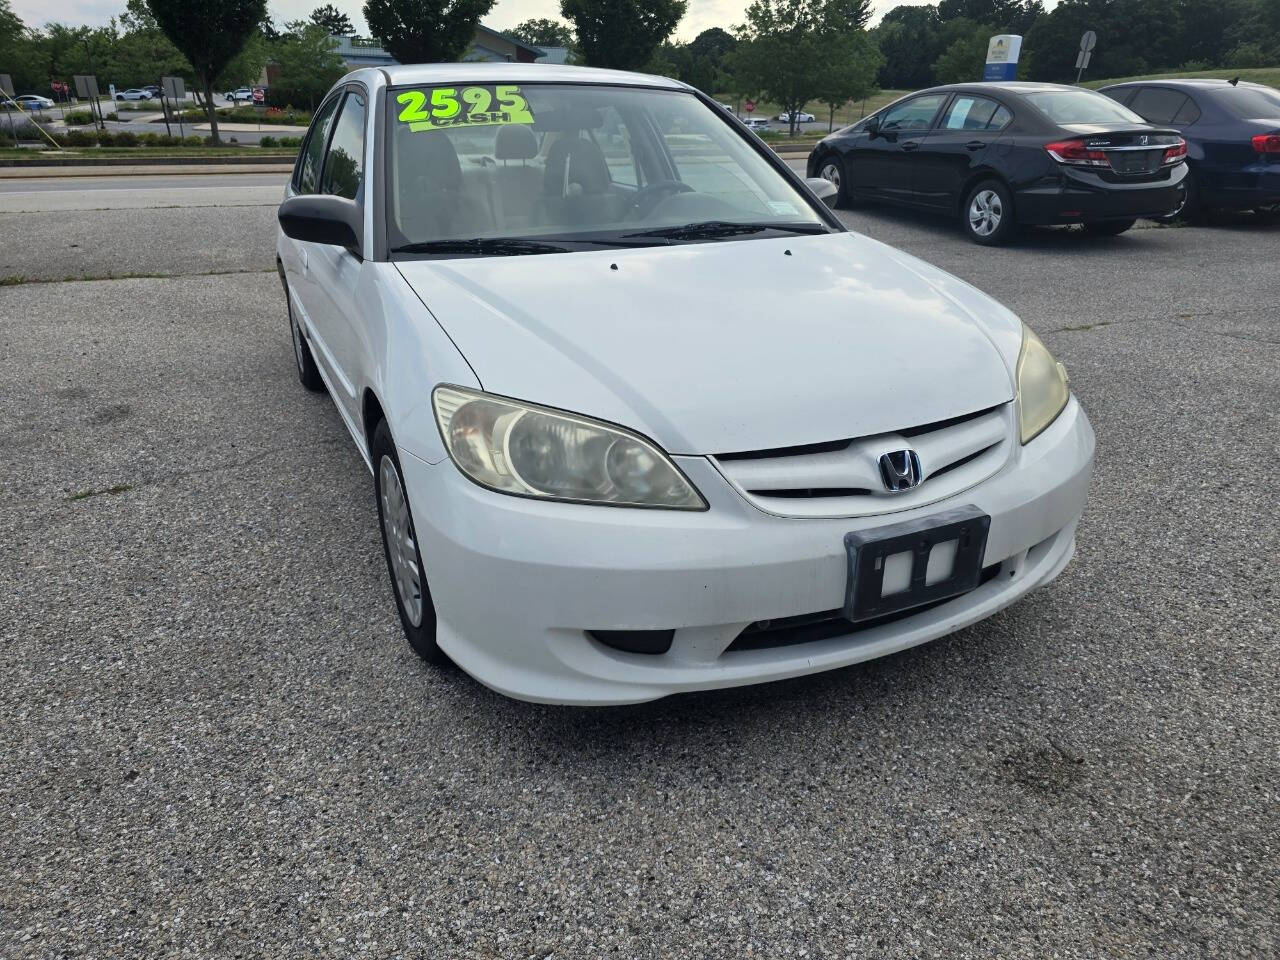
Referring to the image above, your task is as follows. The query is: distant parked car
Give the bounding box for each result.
[143,85,161,98]
[743,116,771,133]
[778,111,815,123]
[1100,78,1280,219]
[115,88,150,101]
[10,94,54,110]
[718,102,735,113]
[808,81,1189,244]
[225,87,254,103]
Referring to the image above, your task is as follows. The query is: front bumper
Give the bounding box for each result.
[1016,164,1188,224]
[401,399,1095,705]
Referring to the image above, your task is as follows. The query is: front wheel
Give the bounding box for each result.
[816,154,855,208]
[283,281,325,392]
[963,179,1016,245]
[372,420,447,666]
[1083,218,1136,236]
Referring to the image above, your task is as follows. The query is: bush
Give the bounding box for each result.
[258,134,277,147]
[105,111,119,122]
[113,130,138,146]
[63,109,94,125]
[277,136,303,148]
[184,135,204,147]
[62,129,96,147]
[96,129,115,146]
[1226,43,1268,68]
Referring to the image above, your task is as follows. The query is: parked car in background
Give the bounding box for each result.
[9,94,54,110]
[275,64,1093,705]
[143,85,161,99]
[743,116,772,133]
[718,101,736,113]
[115,88,151,101]
[224,87,254,103]
[808,82,1188,244]
[1100,78,1280,219]
[778,111,816,123]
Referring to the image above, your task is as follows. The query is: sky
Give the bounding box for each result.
[11,0,951,39]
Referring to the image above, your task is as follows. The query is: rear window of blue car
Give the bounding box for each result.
[1219,86,1280,120]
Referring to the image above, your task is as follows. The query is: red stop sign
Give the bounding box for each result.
[744,99,755,114]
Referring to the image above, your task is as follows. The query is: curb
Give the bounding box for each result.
[0,163,296,179]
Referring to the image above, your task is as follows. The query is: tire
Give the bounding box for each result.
[371,419,447,665]
[815,154,856,209]
[962,179,1016,245]
[1083,218,1136,236]
[283,281,326,392]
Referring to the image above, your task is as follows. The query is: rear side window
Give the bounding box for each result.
[1172,96,1201,125]
[1129,87,1192,125]
[881,94,948,132]
[295,95,342,194]
[322,91,367,200]
[940,96,1010,132]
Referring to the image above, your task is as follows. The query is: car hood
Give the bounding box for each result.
[395,232,1020,455]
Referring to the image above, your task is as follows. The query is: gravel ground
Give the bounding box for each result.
[1,188,1277,958]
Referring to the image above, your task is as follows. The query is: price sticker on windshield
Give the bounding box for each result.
[396,84,535,132]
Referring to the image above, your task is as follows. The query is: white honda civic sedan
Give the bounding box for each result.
[276,64,1094,705]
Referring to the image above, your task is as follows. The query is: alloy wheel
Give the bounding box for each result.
[969,189,1002,237]
[379,455,424,628]
[819,161,841,192]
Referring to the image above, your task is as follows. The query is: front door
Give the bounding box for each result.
[849,93,948,200]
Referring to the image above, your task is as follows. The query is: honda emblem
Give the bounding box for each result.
[878,450,922,493]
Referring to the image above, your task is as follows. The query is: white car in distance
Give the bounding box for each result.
[275,64,1094,705]
[777,111,816,123]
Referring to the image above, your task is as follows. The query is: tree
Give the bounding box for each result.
[815,28,881,130]
[508,17,574,48]
[145,0,266,144]
[823,0,873,30]
[363,0,496,63]
[932,19,992,83]
[310,4,355,35]
[560,0,687,70]
[872,5,944,89]
[273,22,348,109]
[730,0,877,135]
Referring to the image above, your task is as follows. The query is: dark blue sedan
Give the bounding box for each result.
[1101,79,1280,218]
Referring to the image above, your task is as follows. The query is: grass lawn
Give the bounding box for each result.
[713,89,911,135]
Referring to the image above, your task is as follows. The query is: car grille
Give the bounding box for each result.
[711,403,1012,519]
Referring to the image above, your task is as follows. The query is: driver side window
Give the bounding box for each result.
[881,94,947,132]
[295,94,342,194]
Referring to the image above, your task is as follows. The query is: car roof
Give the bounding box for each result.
[1100,78,1273,91]
[378,62,685,91]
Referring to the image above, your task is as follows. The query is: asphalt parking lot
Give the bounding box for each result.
[2,175,1277,958]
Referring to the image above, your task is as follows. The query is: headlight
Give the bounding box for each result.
[432,386,706,510]
[1016,323,1070,444]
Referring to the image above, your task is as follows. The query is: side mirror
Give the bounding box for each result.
[865,115,880,138]
[278,194,363,257]
[805,177,840,209]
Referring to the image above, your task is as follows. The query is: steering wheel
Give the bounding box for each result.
[630,180,694,218]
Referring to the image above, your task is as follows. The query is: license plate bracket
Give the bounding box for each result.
[843,506,991,622]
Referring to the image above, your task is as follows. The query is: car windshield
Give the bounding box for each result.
[386,82,828,254]
[1024,90,1146,125]
[1220,85,1280,119]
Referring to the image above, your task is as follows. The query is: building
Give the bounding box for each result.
[332,25,543,70]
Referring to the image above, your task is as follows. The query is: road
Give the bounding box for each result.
[1,172,1277,958]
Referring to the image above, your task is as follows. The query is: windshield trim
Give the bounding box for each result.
[380,79,844,261]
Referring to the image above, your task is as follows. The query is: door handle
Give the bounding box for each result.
[901,140,920,152]
[965,140,985,151]
[300,248,309,274]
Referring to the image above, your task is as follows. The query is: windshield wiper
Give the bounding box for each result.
[391,238,570,256]
[621,220,830,242]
